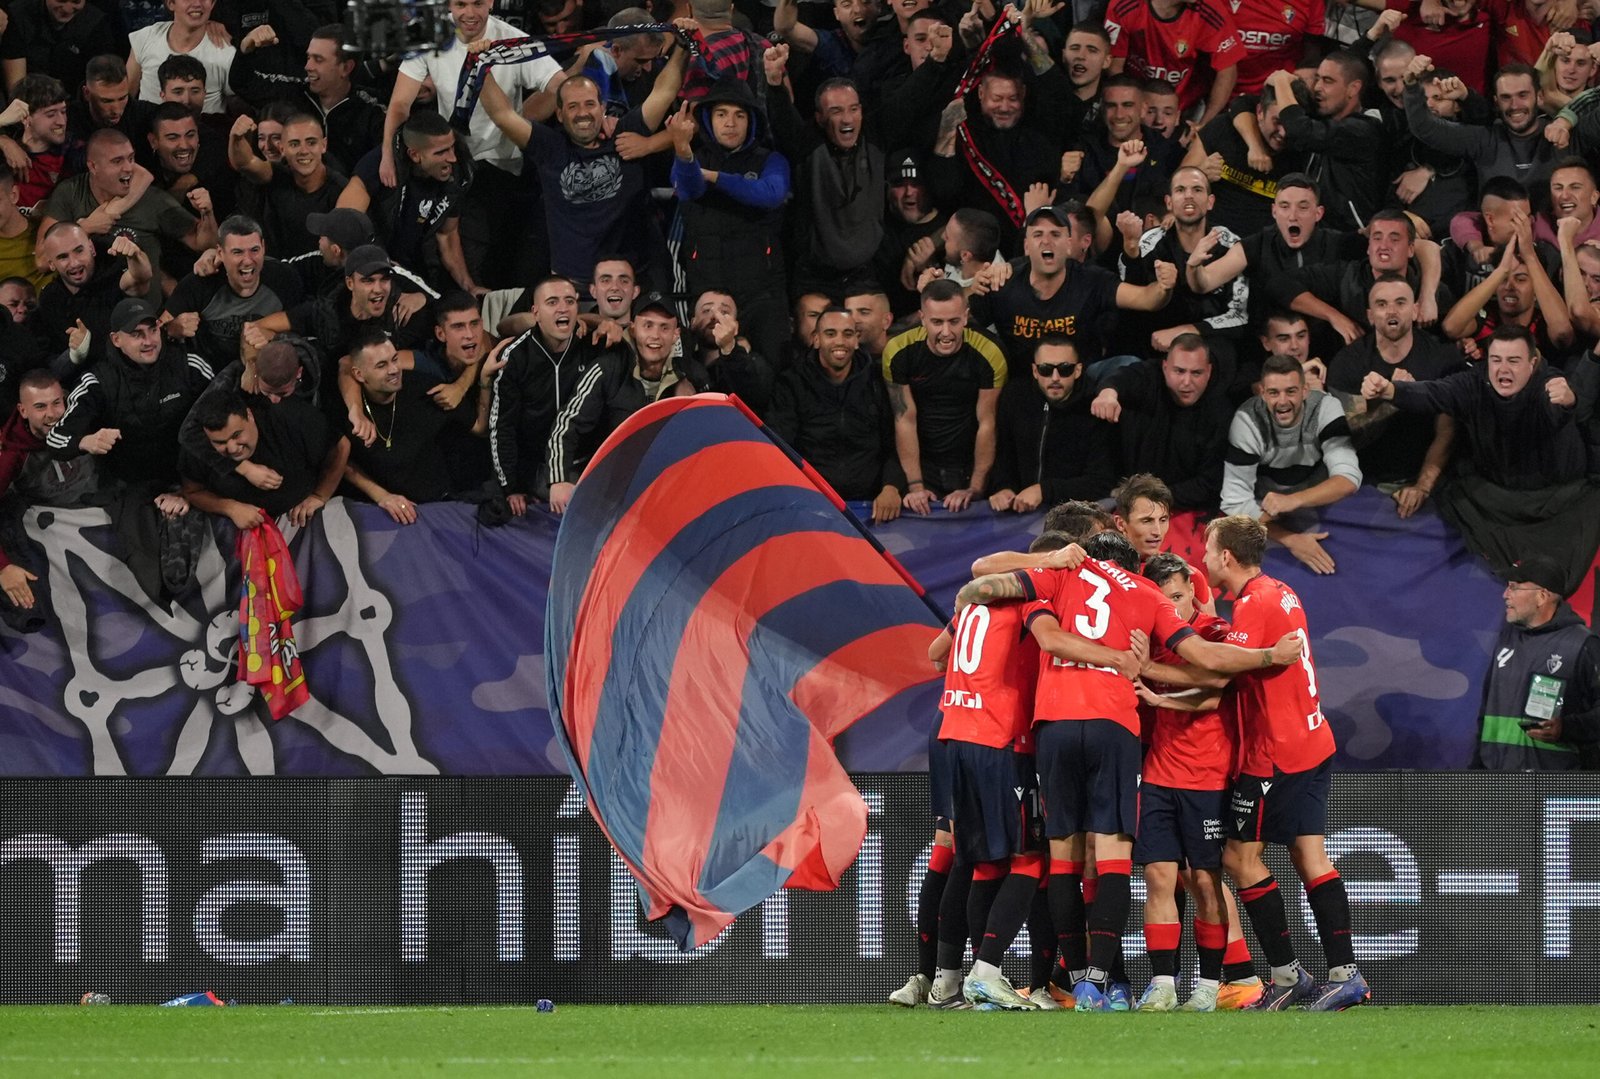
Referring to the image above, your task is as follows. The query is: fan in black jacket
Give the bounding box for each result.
[766,307,904,523]
[988,335,1115,513]
[546,292,708,515]
[668,77,790,375]
[1090,339,1233,512]
[487,276,604,515]
[46,297,213,494]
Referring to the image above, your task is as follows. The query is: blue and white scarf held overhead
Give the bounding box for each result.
[450,24,699,129]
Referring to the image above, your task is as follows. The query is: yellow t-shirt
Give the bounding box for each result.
[0,221,52,290]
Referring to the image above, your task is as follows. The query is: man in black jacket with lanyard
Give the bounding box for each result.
[1475,555,1600,771]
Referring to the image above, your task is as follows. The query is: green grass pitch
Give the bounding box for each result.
[1,1005,1597,1077]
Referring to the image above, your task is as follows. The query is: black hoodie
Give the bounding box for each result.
[990,373,1115,503]
[670,77,790,289]
[767,349,904,501]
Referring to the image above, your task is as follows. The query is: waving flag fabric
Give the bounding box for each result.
[545,395,944,949]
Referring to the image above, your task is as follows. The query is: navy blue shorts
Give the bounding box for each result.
[1134,783,1227,869]
[944,740,1042,865]
[928,724,953,823]
[1034,719,1141,839]
[1227,758,1333,845]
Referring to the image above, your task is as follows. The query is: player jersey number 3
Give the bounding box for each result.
[1074,570,1112,640]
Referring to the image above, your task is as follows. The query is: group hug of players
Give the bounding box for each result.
[893,500,1368,1012]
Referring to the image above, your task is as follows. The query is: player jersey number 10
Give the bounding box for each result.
[953,604,992,675]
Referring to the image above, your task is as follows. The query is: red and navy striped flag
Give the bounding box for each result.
[545,395,943,949]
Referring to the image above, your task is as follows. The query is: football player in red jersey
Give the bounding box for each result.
[959,506,1119,1005]
[896,522,1096,1011]
[1132,553,1263,1011]
[956,530,1302,1010]
[1204,514,1371,1011]
[1112,472,1218,614]
[931,532,1144,1010]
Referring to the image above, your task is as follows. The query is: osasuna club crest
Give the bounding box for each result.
[1176,39,1189,57]
[1283,6,1296,22]
[1549,653,1565,674]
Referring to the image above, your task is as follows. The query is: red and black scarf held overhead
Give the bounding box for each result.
[449,24,700,129]
[953,9,1026,229]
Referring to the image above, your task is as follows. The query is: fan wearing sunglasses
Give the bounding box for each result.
[988,335,1115,514]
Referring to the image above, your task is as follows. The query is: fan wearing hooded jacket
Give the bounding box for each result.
[668,77,792,377]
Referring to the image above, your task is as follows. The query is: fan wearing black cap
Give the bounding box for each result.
[545,290,707,514]
[290,207,432,310]
[1476,556,1600,771]
[285,207,372,296]
[971,202,1176,375]
[252,244,437,427]
[880,149,947,317]
[45,296,214,507]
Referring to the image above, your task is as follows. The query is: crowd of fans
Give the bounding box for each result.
[1,0,1599,635]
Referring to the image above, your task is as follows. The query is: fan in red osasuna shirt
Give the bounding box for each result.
[1106,0,1245,125]
[1228,0,1326,95]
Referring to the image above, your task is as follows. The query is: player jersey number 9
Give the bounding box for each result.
[1074,571,1113,640]
[953,603,992,675]
[1298,633,1317,697]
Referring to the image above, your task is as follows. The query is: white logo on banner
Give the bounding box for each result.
[23,502,436,775]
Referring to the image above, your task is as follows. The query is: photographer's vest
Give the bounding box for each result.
[1479,618,1591,771]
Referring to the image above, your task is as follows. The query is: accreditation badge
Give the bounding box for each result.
[1525,673,1565,721]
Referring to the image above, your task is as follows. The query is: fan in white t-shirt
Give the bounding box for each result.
[382,0,567,180]
[127,0,236,115]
